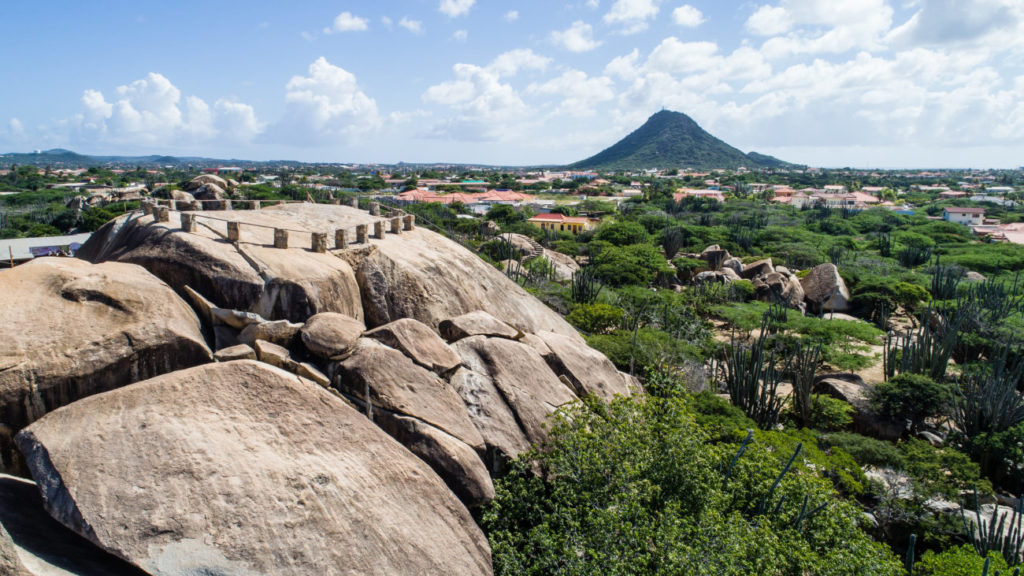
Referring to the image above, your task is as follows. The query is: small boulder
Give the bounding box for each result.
[214,344,257,362]
[296,362,331,387]
[966,271,987,282]
[254,340,296,371]
[722,257,743,276]
[800,263,851,313]
[440,311,522,342]
[815,374,903,440]
[364,318,462,375]
[301,312,365,360]
[741,258,775,279]
[238,319,303,348]
[210,307,266,330]
[191,183,226,201]
[700,245,731,269]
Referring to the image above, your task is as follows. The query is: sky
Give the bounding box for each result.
[2,0,1023,168]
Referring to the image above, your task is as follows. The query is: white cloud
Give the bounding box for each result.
[324,11,368,34]
[744,0,894,57]
[528,70,616,117]
[381,16,393,29]
[452,29,468,41]
[551,21,602,52]
[672,5,705,27]
[746,5,790,35]
[439,0,475,18]
[604,0,660,34]
[504,10,519,22]
[888,0,1024,48]
[399,17,424,34]
[8,118,24,135]
[214,100,264,143]
[277,57,380,144]
[488,49,551,77]
[587,0,600,8]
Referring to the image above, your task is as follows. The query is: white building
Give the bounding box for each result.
[943,207,985,225]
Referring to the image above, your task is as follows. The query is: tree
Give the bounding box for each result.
[871,374,950,433]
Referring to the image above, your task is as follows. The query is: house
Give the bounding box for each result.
[527,213,597,235]
[943,207,985,225]
[987,186,1014,196]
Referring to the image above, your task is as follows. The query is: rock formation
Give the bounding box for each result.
[15,361,492,575]
[0,258,212,473]
[800,263,851,313]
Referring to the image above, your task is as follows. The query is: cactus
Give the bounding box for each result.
[717,314,789,429]
[883,305,962,381]
[931,255,964,300]
[962,488,1024,567]
[571,265,603,304]
[877,231,893,257]
[952,345,1024,437]
[733,228,755,252]
[789,341,823,429]
[898,245,934,268]
[828,245,846,266]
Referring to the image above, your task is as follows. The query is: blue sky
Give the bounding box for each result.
[2,0,1023,168]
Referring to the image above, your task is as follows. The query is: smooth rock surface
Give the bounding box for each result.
[0,258,211,473]
[15,361,492,576]
[440,311,522,342]
[801,263,851,313]
[213,344,257,362]
[364,318,461,375]
[452,336,578,445]
[536,330,632,401]
[449,368,530,470]
[300,312,365,359]
[741,258,775,279]
[0,474,145,576]
[238,319,303,347]
[336,339,484,449]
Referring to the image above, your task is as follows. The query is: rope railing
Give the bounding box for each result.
[139,198,415,253]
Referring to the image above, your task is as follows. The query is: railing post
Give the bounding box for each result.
[390,217,402,234]
[180,213,195,233]
[224,199,233,211]
[356,224,368,244]
[350,197,359,209]
[227,221,241,242]
[334,229,348,249]
[168,200,177,211]
[369,202,380,216]
[253,200,261,210]
[142,202,154,215]
[274,228,289,249]
[403,214,415,231]
[311,232,328,253]
[374,221,385,239]
[154,206,169,222]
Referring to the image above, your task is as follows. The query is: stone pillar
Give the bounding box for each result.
[390,217,402,234]
[330,199,340,205]
[374,221,385,239]
[180,213,195,233]
[369,202,380,216]
[168,200,177,211]
[350,197,359,209]
[224,199,233,211]
[403,214,415,231]
[334,229,348,249]
[227,221,241,242]
[253,200,261,211]
[274,228,289,249]
[356,224,368,244]
[142,202,154,215]
[154,206,169,222]
[311,232,328,253]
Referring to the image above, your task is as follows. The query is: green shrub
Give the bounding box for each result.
[817,432,905,469]
[807,395,854,431]
[915,544,1009,576]
[567,303,624,334]
[594,220,649,246]
[871,374,951,433]
[592,243,672,286]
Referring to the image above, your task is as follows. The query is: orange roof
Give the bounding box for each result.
[528,213,592,225]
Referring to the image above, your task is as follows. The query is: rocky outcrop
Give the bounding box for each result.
[0,258,211,473]
[741,258,774,279]
[15,361,492,575]
[364,318,461,375]
[536,330,633,401]
[753,270,806,309]
[441,311,523,342]
[300,312,365,359]
[452,336,578,446]
[801,263,851,313]
[0,474,146,575]
[700,245,730,269]
[449,368,531,471]
[78,207,364,323]
[815,374,903,441]
[182,174,229,191]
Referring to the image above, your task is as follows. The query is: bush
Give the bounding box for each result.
[566,303,624,334]
[806,395,854,431]
[594,220,649,246]
[592,244,672,287]
[915,544,1009,576]
[817,432,905,469]
[871,374,951,433]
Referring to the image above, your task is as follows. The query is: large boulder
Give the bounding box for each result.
[192,183,226,201]
[364,318,461,375]
[300,312,365,359]
[452,336,578,446]
[541,248,581,281]
[800,263,851,313]
[78,207,364,323]
[449,368,530,471]
[15,361,491,575]
[815,374,903,441]
[440,311,522,342]
[0,258,211,474]
[182,174,228,191]
[700,245,731,269]
[741,258,775,279]
[754,271,806,309]
[0,474,145,575]
[535,330,633,401]
[335,339,483,450]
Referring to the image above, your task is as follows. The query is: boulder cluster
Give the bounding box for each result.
[688,244,851,314]
[0,202,636,574]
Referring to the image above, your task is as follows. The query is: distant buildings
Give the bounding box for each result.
[526,213,598,235]
[943,206,986,225]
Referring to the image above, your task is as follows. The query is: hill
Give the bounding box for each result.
[570,110,792,171]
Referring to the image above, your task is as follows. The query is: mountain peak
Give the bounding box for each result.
[570,110,790,171]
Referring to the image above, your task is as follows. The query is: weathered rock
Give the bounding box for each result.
[449,368,531,471]
[170,189,195,204]
[15,361,491,575]
[695,270,737,284]
[336,339,484,450]
[300,312,365,359]
[966,271,987,282]
[722,257,743,276]
[755,271,806,309]
[296,362,330,388]
[542,248,581,281]
[720,267,741,282]
[800,263,851,313]
[815,374,903,440]
[213,325,240,350]
[191,183,226,201]
[0,474,146,576]
[78,207,364,323]
[238,319,303,347]
[214,344,257,362]
[182,174,229,191]
[210,307,266,330]
[700,245,731,269]
[364,318,462,375]
[0,258,211,474]
[918,431,943,446]
[519,333,553,357]
[741,258,775,279]
[440,311,522,342]
[536,331,632,401]
[254,339,296,371]
[368,408,494,508]
[452,336,578,445]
